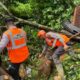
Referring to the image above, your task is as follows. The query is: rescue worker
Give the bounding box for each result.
[0,18,29,80]
[37,30,71,80]
[0,26,7,66]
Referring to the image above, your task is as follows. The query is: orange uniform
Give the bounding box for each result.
[45,32,70,47]
[4,27,29,63]
[37,30,70,80]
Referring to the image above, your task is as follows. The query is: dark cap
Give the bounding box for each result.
[5,18,14,23]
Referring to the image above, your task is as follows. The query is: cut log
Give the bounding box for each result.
[62,20,80,34]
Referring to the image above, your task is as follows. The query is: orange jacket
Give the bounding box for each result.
[4,27,29,63]
[45,34,69,47]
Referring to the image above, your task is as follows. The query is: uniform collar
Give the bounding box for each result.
[9,26,17,29]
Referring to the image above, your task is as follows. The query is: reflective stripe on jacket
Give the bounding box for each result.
[45,32,70,47]
[4,27,29,63]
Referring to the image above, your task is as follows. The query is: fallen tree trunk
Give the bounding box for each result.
[0,1,54,31]
[0,1,80,43]
[62,20,80,34]
[15,18,54,31]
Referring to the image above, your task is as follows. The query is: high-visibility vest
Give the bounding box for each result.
[45,34,70,47]
[4,28,29,63]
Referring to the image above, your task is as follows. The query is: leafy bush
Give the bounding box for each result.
[10,2,33,18]
[8,0,80,30]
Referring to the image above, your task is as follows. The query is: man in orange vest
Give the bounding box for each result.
[0,18,29,80]
[37,30,71,80]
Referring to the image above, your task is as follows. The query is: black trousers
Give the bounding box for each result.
[7,62,21,80]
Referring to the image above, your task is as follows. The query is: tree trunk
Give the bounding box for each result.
[0,1,54,31]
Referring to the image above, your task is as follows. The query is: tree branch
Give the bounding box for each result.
[0,1,54,31]
[1,1,80,43]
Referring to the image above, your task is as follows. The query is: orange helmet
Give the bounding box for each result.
[37,30,46,37]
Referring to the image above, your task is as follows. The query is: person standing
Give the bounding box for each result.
[37,30,70,80]
[0,18,29,80]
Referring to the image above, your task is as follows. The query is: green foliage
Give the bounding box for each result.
[9,2,33,18]
[6,0,80,30]
[73,0,80,5]
[0,0,80,80]
[29,0,80,30]
[63,56,80,80]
